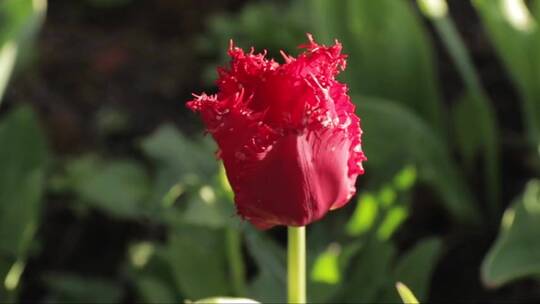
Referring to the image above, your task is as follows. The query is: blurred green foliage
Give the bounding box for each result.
[357,97,478,223]
[1,0,540,303]
[201,0,480,225]
[473,0,540,147]
[418,0,501,218]
[0,0,46,102]
[482,179,540,287]
[201,0,540,297]
[43,274,123,303]
[0,107,48,302]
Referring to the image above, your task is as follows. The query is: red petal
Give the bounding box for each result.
[224,128,355,228]
[187,34,366,229]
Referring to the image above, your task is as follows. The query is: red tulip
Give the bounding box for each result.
[187,34,366,229]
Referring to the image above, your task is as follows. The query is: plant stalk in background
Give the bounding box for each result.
[417,0,501,222]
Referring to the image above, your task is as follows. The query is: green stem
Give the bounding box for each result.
[288,226,306,304]
[225,227,246,296]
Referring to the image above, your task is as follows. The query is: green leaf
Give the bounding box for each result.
[128,246,181,303]
[393,239,442,302]
[0,41,17,103]
[0,106,47,258]
[337,238,396,303]
[311,245,341,284]
[418,0,501,220]
[308,243,343,303]
[182,197,226,228]
[452,94,485,167]
[417,0,448,18]
[63,156,150,218]
[346,194,379,236]
[473,0,540,146]
[308,0,445,134]
[166,224,232,300]
[377,206,408,240]
[43,273,123,303]
[482,179,540,287]
[140,125,217,212]
[1,258,25,301]
[244,228,286,303]
[134,275,177,304]
[0,0,46,103]
[358,97,479,223]
[393,165,418,191]
[141,125,216,181]
[347,165,417,239]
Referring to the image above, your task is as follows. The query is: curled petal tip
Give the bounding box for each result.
[280,50,292,63]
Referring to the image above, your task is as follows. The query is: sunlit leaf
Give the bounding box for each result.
[346,194,379,236]
[311,244,341,284]
[378,187,397,207]
[482,180,540,287]
[0,41,17,102]
[3,259,24,293]
[417,0,448,18]
[129,242,155,269]
[377,206,408,240]
[396,282,420,304]
[393,165,417,191]
[308,243,342,302]
[0,0,46,103]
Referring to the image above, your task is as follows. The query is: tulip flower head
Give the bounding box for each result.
[187,34,366,229]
